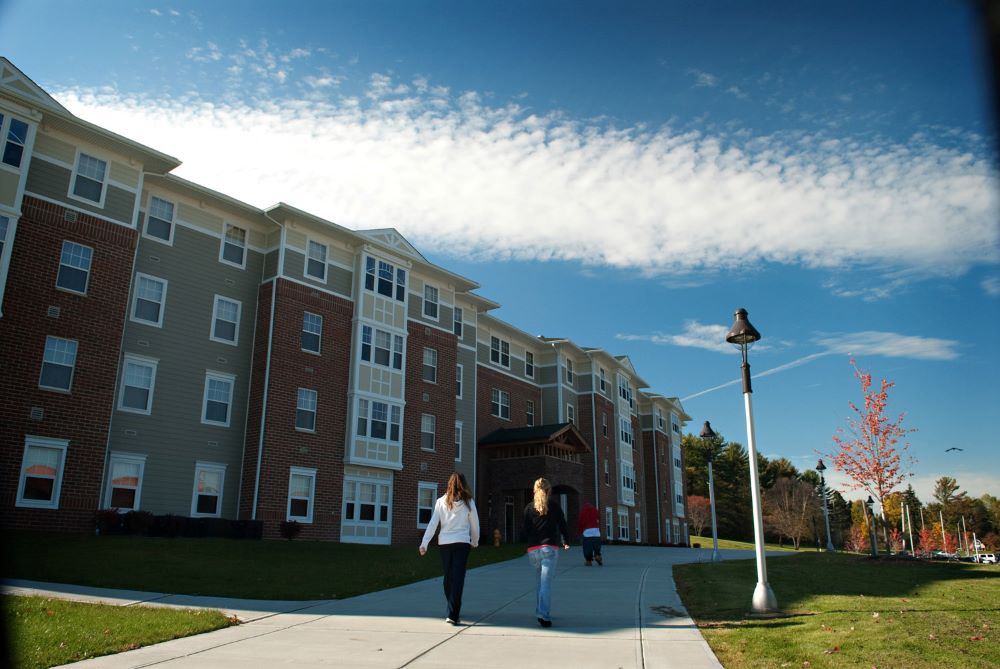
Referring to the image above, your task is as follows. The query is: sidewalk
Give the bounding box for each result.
[6,545,776,668]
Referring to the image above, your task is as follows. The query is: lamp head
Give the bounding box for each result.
[816,459,826,472]
[866,495,875,508]
[700,421,717,440]
[725,308,762,347]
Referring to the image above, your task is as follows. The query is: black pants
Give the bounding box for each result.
[439,542,471,621]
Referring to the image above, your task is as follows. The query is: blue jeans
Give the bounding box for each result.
[528,546,559,621]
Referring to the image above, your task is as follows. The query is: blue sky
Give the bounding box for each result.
[2,1,998,503]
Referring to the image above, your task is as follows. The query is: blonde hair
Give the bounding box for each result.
[532,478,551,515]
[445,472,472,510]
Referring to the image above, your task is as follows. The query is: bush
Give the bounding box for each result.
[95,509,123,535]
[280,520,302,540]
[123,510,154,535]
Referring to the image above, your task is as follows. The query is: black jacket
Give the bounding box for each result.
[523,502,570,547]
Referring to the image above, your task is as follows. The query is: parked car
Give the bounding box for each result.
[931,551,959,561]
[974,553,996,564]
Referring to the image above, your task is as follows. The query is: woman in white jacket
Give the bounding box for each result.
[419,472,480,625]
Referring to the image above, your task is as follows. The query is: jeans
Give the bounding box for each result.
[438,542,471,621]
[582,536,602,561]
[528,546,559,620]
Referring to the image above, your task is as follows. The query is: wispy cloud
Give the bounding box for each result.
[53,69,1000,279]
[983,276,1000,297]
[617,321,733,354]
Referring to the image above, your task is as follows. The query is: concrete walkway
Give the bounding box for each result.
[5,545,783,668]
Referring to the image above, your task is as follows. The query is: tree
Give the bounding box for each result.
[917,525,938,556]
[826,359,917,520]
[933,476,966,507]
[687,495,712,537]
[763,476,821,549]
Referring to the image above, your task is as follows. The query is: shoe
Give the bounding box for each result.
[537,617,552,628]
[446,618,459,625]
[585,559,592,566]
[595,555,603,566]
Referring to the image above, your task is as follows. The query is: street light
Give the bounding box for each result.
[700,420,721,562]
[725,307,778,614]
[816,459,834,552]
[865,495,879,558]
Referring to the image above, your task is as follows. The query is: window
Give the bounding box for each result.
[526,399,535,426]
[619,511,630,541]
[201,371,235,426]
[306,239,327,281]
[105,453,146,510]
[604,459,610,486]
[635,513,642,543]
[606,507,614,540]
[145,196,175,243]
[622,463,636,495]
[56,240,92,294]
[418,483,437,527]
[673,422,681,435]
[422,348,437,383]
[423,284,439,319]
[421,414,436,451]
[566,403,575,426]
[490,336,510,368]
[525,351,534,378]
[491,389,510,420]
[453,307,463,337]
[602,413,608,437]
[455,421,463,462]
[71,152,106,204]
[131,274,167,327]
[302,312,322,353]
[360,325,403,370]
[620,417,634,446]
[674,456,682,468]
[220,223,246,267]
[456,364,463,398]
[288,467,317,522]
[210,296,241,345]
[657,409,665,430]
[296,388,317,432]
[16,436,68,509]
[118,355,157,414]
[0,215,11,311]
[364,256,406,301]
[190,462,225,517]
[343,476,390,526]
[618,375,634,408]
[39,336,77,392]
[600,368,607,392]
[356,399,401,442]
[565,358,574,384]
[1,113,29,168]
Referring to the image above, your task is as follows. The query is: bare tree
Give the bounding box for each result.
[687,495,711,538]
[763,477,821,549]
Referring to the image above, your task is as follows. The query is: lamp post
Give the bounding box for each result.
[865,495,879,558]
[700,420,721,562]
[816,459,834,552]
[725,308,777,614]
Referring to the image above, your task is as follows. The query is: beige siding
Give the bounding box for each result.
[33,133,76,164]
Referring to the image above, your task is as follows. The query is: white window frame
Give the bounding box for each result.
[190,461,226,518]
[56,240,93,295]
[1,112,30,169]
[104,452,147,511]
[209,295,242,346]
[525,351,534,378]
[620,417,634,446]
[605,507,614,540]
[201,370,235,427]
[143,195,176,244]
[306,239,328,282]
[565,358,574,385]
[68,150,108,207]
[566,403,575,426]
[287,466,317,523]
[356,398,402,443]
[360,324,404,370]
[619,510,630,541]
[455,420,463,462]
[491,388,510,420]
[422,347,438,383]
[39,335,78,392]
[421,413,436,451]
[526,399,535,426]
[364,255,407,302]
[417,482,437,528]
[423,284,439,320]
[296,388,318,432]
[117,354,158,415]
[342,473,393,538]
[219,223,247,269]
[490,336,510,368]
[456,363,463,398]
[635,513,642,543]
[453,307,463,337]
[16,436,68,509]
[600,368,607,392]
[302,311,322,354]
[0,215,14,317]
[130,273,168,328]
[602,412,608,437]
[604,458,610,486]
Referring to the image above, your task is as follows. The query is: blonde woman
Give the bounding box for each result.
[522,477,570,627]
[419,472,480,625]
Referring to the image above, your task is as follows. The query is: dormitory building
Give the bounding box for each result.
[0,58,690,546]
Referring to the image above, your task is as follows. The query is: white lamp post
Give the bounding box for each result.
[816,459,834,551]
[700,420,721,562]
[725,308,778,614]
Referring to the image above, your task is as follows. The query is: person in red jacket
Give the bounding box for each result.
[576,501,603,566]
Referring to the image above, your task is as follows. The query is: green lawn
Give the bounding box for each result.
[5,595,233,669]
[673,552,1000,669]
[3,531,526,600]
[689,534,799,552]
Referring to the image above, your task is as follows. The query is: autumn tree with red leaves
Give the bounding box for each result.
[687,495,712,538]
[826,359,917,521]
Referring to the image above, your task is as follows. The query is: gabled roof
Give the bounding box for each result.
[356,228,427,262]
[479,422,590,453]
[1,57,68,113]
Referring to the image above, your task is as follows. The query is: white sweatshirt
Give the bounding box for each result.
[420,496,480,549]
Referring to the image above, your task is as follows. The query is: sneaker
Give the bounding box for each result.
[537,618,552,628]
[446,618,459,625]
[595,555,603,566]
[585,559,592,566]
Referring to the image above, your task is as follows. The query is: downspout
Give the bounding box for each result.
[652,417,662,544]
[590,375,599,507]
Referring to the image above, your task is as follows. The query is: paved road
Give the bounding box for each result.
[6,545,784,668]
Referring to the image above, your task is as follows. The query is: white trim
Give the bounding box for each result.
[55,239,93,296]
[422,347,438,383]
[489,336,511,369]
[67,149,109,208]
[301,311,323,354]
[190,461,226,517]
[287,466,317,523]
[129,272,167,328]
[417,481,438,528]
[422,284,439,321]
[420,413,436,451]
[0,213,17,318]
[142,194,176,245]
[103,452,147,511]
[117,353,158,415]
[524,351,534,379]
[16,436,69,509]
[219,222,248,269]
[491,388,511,420]
[566,403,575,426]
[455,363,463,399]
[209,294,242,346]
[201,370,236,427]
[38,335,78,392]
[305,238,328,283]
[454,420,463,462]
[295,387,318,433]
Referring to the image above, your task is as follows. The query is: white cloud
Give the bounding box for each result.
[983,276,1000,297]
[617,321,733,354]
[52,72,1000,279]
[821,331,960,361]
[690,69,719,88]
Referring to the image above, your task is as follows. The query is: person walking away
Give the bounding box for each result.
[576,501,603,566]
[523,477,570,628]
[419,472,480,625]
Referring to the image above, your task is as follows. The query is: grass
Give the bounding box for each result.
[4,594,233,669]
[3,531,527,600]
[673,552,1000,669]
[689,534,800,552]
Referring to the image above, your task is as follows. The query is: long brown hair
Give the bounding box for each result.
[532,477,551,515]
[445,472,472,510]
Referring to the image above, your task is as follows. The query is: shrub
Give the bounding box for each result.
[95,509,123,535]
[123,510,155,535]
[280,520,302,540]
